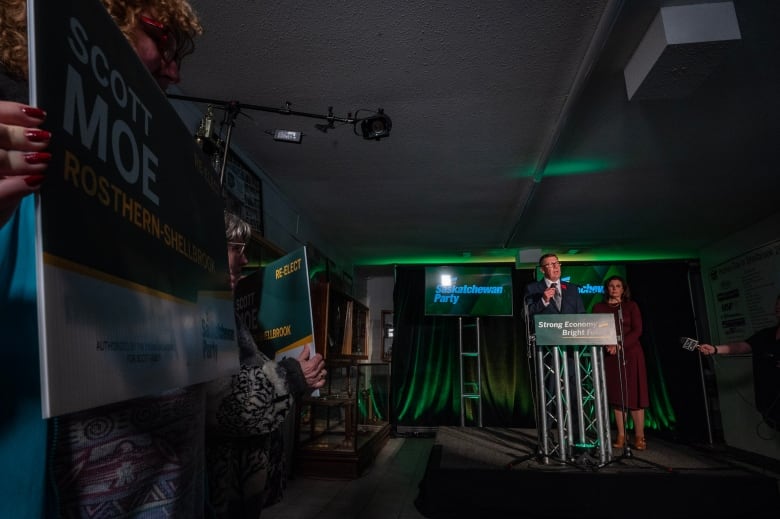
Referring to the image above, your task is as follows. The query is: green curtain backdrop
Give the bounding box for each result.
[390,262,710,443]
[390,266,535,429]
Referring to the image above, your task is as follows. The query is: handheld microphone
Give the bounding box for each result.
[680,337,699,351]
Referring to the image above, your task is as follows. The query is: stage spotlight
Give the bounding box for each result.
[360,109,392,141]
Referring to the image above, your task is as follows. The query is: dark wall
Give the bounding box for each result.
[626,261,712,443]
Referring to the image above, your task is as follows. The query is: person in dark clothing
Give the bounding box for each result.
[524,253,585,316]
[698,294,780,431]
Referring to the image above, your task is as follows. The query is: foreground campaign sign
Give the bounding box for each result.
[533,314,617,346]
[29,0,238,416]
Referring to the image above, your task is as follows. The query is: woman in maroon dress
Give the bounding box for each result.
[593,275,649,450]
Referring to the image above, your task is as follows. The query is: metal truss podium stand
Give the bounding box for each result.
[533,343,612,465]
[530,313,618,466]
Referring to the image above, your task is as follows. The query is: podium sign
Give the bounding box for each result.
[534,314,617,346]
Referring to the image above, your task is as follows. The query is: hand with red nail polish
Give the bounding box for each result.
[0,100,50,228]
[1,2,227,517]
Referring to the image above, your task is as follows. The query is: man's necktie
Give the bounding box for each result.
[551,282,561,310]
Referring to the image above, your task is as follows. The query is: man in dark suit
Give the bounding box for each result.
[524,253,586,454]
[524,253,585,316]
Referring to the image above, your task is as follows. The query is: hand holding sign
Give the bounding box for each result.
[298,344,327,390]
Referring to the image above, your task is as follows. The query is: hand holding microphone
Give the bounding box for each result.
[697,343,718,355]
[543,283,557,303]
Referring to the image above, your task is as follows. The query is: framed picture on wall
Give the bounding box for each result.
[223,152,264,235]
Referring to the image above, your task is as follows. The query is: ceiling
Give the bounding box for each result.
[175,0,780,268]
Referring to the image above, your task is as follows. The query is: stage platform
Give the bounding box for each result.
[415,427,780,519]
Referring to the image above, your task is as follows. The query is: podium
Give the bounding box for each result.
[530,313,616,465]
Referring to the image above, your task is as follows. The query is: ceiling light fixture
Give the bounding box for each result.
[167,94,393,186]
[169,94,392,142]
[272,129,303,143]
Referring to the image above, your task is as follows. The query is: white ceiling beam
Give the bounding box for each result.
[624,1,741,101]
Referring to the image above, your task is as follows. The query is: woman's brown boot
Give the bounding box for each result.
[634,436,647,450]
[612,434,625,448]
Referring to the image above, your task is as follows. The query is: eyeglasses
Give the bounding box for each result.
[228,242,247,255]
[541,261,561,269]
[140,15,180,64]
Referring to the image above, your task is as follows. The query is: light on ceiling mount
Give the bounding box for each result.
[167,94,393,187]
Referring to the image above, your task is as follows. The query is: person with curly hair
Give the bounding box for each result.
[0,1,208,517]
[0,0,202,227]
[2,2,328,516]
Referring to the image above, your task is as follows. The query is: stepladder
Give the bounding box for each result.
[459,316,482,427]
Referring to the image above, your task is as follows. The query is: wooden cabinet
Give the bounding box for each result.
[294,360,390,478]
[311,282,369,360]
